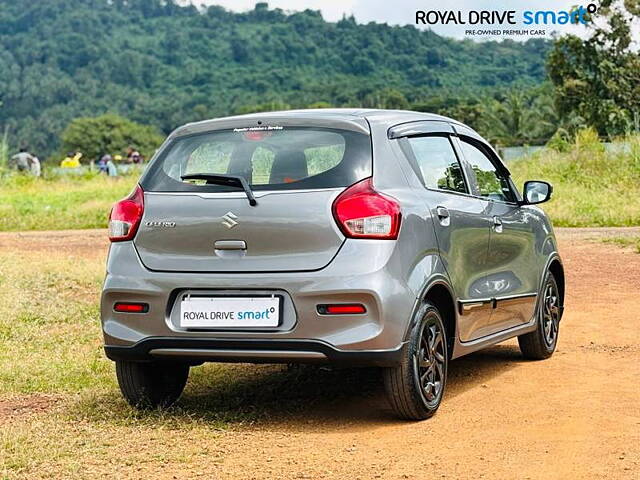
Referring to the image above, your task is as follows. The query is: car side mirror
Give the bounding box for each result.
[522,180,552,205]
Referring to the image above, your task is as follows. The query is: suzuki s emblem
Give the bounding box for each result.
[222,211,239,229]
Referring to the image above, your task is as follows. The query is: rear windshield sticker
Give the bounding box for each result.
[233,126,283,132]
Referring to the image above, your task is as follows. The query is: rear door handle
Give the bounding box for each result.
[436,206,449,218]
[492,216,503,233]
[436,206,450,226]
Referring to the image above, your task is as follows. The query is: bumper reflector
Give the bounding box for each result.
[114,302,149,313]
[317,304,366,315]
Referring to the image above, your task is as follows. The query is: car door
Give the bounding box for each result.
[457,136,539,336]
[394,125,494,342]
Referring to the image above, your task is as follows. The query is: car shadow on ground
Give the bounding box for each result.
[76,343,527,428]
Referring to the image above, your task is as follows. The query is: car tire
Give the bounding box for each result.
[383,302,448,420]
[518,271,561,360]
[115,360,189,409]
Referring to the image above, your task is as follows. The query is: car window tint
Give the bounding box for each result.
[251,146,276,184]
[182,141,233,177]
[147,127,370,192]
[405,136,467,194]
[460,140,514,202]
[305,143,344,176]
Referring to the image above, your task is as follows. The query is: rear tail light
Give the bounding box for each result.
[108,185,144,242]
[332,177,401,239]
[114,302,149,313]
[317,304,367,315]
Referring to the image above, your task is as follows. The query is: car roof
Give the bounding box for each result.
[169,108,507,172]
[175,108,470,134]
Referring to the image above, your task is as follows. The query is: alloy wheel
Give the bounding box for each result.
[414,316,446,406]
[541,280,560,348]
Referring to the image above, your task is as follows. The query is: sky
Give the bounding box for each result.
[194,0,640,42]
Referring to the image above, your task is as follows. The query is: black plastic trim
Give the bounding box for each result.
[388,120,456,139]
[104,337,405,367]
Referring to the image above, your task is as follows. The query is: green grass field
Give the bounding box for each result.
[509,130,640,227]
[1,130,638,231]
[0,172,137,231]
[0,244,380,478]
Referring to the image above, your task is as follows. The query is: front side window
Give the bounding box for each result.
[402,136,467,194]
[141,127,371,192]
[460,140,515,202]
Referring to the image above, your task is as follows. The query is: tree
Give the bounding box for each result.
[59,114,164,162]
[233,101,291,115]
[547,1,640,138]
[0,0,552,157]
[307,101,333,109]
[479,88,558,146]
[364,89,409,110]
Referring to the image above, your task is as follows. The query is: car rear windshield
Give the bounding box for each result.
[140,127,372,192]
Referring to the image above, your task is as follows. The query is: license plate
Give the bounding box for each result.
[180,296,280,328]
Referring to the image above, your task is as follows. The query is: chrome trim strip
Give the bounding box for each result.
[458,298,492,315]
[149,348,326,360]
[461,302,485,311]
[459,298,492,304]
[494,292,537,302]
[458,292,537,314]
[452,316,538,359]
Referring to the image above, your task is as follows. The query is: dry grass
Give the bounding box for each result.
[600,235,640,253]
[0,251,107,393]
[0,247,382,478]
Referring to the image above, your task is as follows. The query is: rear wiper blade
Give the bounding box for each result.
[181,173,257,206]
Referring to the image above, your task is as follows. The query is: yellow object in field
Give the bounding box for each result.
[60,152,83,168]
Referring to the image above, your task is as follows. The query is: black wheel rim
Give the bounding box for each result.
[414,315,446,406]
[541,280,560,348]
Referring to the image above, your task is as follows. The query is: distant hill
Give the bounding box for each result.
[0,0,551,157]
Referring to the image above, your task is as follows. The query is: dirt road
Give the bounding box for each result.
[1,228,639,479]
[211,228,640,480]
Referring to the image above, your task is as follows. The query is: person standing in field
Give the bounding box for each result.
[126,146,143,164]
[98,154,118,177]
[96,154,108,174]
[106,157,118,177]
[31,155,41,177]
[60,151,82,168]
[9,147,36,172]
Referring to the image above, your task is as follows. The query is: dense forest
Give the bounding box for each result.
[0,0,552,157]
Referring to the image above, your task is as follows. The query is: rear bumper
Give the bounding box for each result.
[101,239,429,361]
[104,337,405,367]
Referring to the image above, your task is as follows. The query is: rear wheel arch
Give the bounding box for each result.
[421,282,457,358]
[548,258,565,309]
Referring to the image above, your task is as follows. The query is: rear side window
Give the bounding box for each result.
[401,136,467,194]
[141,127,371,192]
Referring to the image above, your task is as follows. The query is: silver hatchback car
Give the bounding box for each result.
[102,109,564,419]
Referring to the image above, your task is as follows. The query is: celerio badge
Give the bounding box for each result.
[145,221,176,228]
[222,212,238,229]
